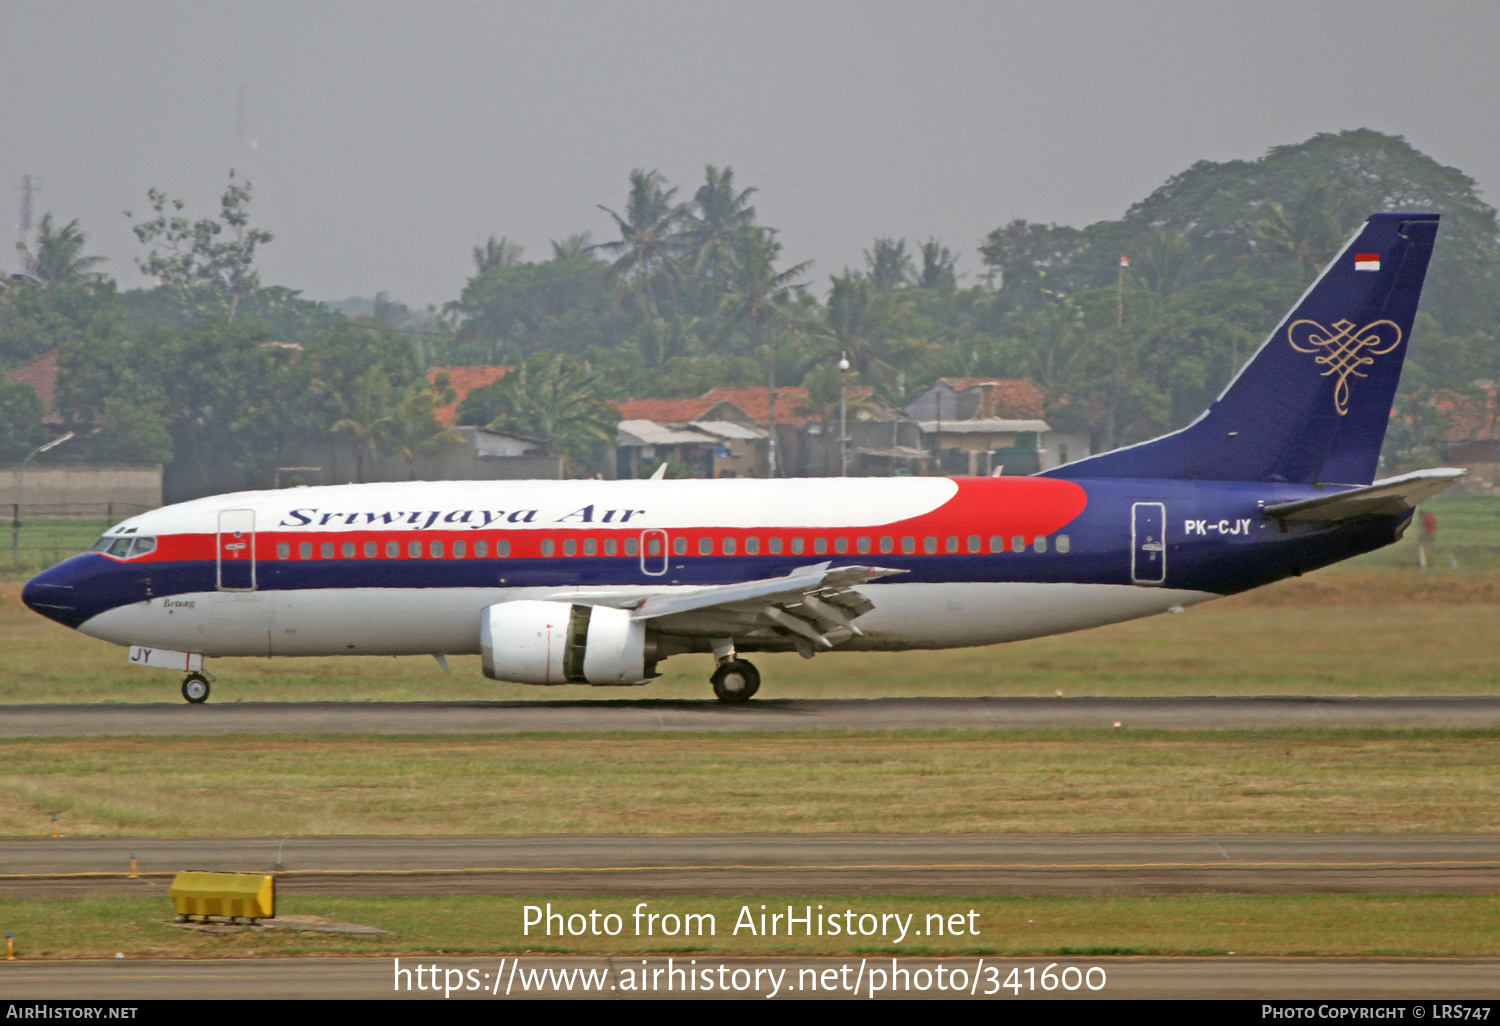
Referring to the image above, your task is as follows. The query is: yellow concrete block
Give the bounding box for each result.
[169,872,275,920]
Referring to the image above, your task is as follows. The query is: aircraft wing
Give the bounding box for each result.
[1263,467,1466,523]
[557,562,905,653]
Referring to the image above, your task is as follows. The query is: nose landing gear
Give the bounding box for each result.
[181,672,212,704]
[710,659,760,704]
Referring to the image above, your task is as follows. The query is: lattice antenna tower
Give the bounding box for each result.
[17,173,40,274]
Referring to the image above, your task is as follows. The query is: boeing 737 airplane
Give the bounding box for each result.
[22,212,1461,704]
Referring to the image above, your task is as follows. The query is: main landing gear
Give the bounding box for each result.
[181,672,212,704]
[710,659,760,704]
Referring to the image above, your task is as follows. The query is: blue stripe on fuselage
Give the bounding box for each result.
[21,477,1410,629]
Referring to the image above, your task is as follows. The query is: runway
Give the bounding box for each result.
[3,834,1496,897]
[3,955,1497,999]
[4,695,1500,736]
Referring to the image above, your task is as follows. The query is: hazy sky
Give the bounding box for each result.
[3,1,1498,310]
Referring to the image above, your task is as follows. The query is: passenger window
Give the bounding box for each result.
[584,538,597,556]
[745,537,759,555]
[880,536,894,554]
[386,541,399,558]
[430,541,444,558]
[604,538,617,556]
[857,537,871,554]
[129,537,156,557]
[648,537,662,556]
[624,537,638,557]
[300,542,312,559]
[342,542,355,558]
[698,537,712,555]
[364,541,375,558]
[542,539,556,557]
[322,542,334,559]
[673,536,687,556]
[967,536,981,553]
[901,537,915,554]
[723,537,737,555]
[1056,534,1071,553]
[791,538,805,554]
[924,537,938,554]
[496,539,511,557]
[454,540,467,558]
[769,537,783,554]
[475,540,489,558]
[990,536,1004,553]
[945,536,958,554]
[277,542,290,560]
[1012,536,1025,552]
[813,538,828,555]
[563,538,577,557]
[834,537,849,554]
[408,540,422,558]
[1033,536,1047,553]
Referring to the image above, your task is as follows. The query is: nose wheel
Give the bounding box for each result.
[710,659,760,704]
[181,672,211,704]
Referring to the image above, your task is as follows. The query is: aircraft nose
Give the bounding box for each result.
[21,562,84,628]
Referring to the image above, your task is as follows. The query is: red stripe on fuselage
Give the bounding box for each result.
[106,476,1089,564]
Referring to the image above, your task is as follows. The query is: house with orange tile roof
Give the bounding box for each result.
[5,350,63,426]
[426,365,513,427]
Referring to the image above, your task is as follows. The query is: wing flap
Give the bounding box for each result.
[1263,467,1466,523]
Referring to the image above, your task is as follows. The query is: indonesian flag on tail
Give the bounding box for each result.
[1354,253,1381,271]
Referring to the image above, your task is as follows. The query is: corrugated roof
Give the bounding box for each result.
[918,418,1051,434]
[690,420,766,440]
[427,365,513,426]
[938,377,1046,420]
[617,419,719,446]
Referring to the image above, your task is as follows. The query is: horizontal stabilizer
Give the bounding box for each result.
[1262,467,1465,522]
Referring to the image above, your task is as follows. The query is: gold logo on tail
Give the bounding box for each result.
[1287,318,1403,415]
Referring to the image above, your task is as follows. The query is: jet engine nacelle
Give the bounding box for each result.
[480,600,647,685]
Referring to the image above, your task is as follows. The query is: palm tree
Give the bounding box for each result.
[483,354,619,476]
[864,237,913,291]
[375,373,461,479]
[594,169,690,318]
[682,165,757,281]
[18,214,107,292]
[473,235,523,273]
[718,225,810,476]
[821,271,909,398]
[331,365,398,483]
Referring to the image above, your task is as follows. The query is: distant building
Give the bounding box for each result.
[426,365,513,427]
[5,349,63,428]
[903,376,1089,475]
[614,397,768,478]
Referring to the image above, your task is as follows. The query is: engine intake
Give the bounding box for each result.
[480,600,647,685]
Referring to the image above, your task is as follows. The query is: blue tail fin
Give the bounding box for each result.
[1045,212,1440,485]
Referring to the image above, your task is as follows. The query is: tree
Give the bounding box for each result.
[0,381,46,462]
[374,374,461,479]
[917,239,956,292]
[473,236,523,274]
[18,214,107,292]
[865,237,913,291]
[594,169,690,319]
[128,171,273,322]
[475,353,619,476]
[717,225,811,476]
[682,165,757,282]
[978,220,1087,293]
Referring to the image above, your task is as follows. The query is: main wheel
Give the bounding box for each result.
[711,660,760,704]
[181,673,210,704]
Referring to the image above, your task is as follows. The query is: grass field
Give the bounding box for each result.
[3,894,1497,959]
[2,728,1494,836]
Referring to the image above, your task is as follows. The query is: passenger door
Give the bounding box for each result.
[1131,502,1166,586]
[217,509,256,591]
[640,528,668,576]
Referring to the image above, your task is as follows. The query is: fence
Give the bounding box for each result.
[6,502,157,578]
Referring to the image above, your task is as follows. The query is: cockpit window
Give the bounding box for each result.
[106,537,133,558]
[128,537,156,558]
[90,537,112,552]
